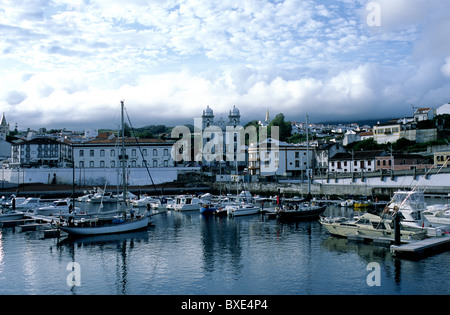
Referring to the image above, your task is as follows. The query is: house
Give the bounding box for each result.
[434,151,450,168]
[10,137,71,168]
[328,150,384,173]
[375,153,433,171]
[414,107,435,122]
[248,138,313,177]
[373,118,437,144]
[436,103,450,115]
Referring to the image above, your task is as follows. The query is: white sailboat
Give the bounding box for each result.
[59,101,150,236]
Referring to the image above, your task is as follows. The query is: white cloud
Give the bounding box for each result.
[0,0,449,129]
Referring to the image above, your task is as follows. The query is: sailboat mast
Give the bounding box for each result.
[306,114,310,194]
[121,100,127,204]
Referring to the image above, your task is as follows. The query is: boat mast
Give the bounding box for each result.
[306,114,311,195]
[121,100,127,206]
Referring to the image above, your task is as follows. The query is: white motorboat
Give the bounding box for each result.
[35,199,80,216]
[0,209,25,222]
[132,195,159,207]
[384,190,428,228]
[340,199,355,207]
[226,203,260,216]
[173,195,201,211]
[14,197,42,211]
[423,205,450,226]
[88,191,116,203]
[320,213,427,242]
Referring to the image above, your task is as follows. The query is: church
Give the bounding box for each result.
[200,105,246,167]
[0,113,11,161]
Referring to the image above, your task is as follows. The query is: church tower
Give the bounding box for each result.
[0,113,10,140]
[228,105,240,127]
[202,105,214,130]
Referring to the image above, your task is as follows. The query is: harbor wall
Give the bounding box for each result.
[0,167,199,187]
[215,172,450,198]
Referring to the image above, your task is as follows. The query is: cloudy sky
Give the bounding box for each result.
[1,0,449,130]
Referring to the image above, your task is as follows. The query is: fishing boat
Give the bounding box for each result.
[320,213,427,242]
[58,101,150,236]
[383,190,428,228]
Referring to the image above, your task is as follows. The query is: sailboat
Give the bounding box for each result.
[278,114,326,220]
[59,101,150,236]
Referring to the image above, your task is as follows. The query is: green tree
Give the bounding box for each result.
[268,113,292,142]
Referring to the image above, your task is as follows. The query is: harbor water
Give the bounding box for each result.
[0,201,449,295]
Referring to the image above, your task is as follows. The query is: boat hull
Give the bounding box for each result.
[227,206,260,216]
[59,217,150,236]
[278,205,326,220]
[0,212,25,222]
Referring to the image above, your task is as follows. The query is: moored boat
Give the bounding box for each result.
[320,213,427,243]
[278,202,326,220]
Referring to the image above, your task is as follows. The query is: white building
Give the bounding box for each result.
[248,138,313,177]
[436,103,450,115]
[72,137,175,169]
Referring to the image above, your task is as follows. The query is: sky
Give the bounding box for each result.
[0,0,449,131]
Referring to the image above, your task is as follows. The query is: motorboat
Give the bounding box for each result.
[173,195,201,211]
[14,197,42,211]
[383,190,428,228]
[320,213,427,243]
[423,205,450,226]
[226,203,260,216]
[340,199,355,207]
[35,199,80,216]
[278,202,326,220]
[132,195,159,207]
[88,191,116,203]
[0,209,24,222]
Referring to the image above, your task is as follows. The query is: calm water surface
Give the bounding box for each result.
[0,201,449,295]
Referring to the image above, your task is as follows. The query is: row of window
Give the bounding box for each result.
[79,160,170,168]
[374,127,400,134]
[77,148,170,158]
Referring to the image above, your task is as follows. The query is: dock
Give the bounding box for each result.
[390,235,450,259]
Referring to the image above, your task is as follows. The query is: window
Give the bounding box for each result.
[111,161,115,168]
[295,152,299,158]
[79,150,84,157]
[100,161,105,167]
[153,160,158,167]
[295,160,300,168]
[100,149,105,157]
[164,149,168,156]
[110,150,115,157]
[142,149,147,156]
[89,161,94,167]
[90,150,94,157]
[153,149,158,156]
[79,161,84,168]
[164,160,168,167]
[132,149,136,156]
